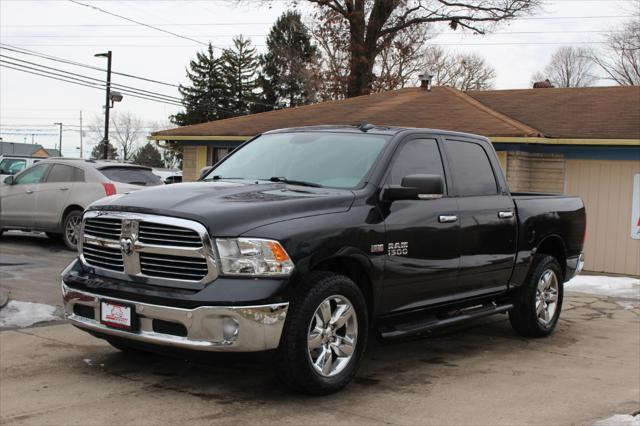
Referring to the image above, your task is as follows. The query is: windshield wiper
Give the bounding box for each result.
[210,175,244,181]
[267,176,323,188]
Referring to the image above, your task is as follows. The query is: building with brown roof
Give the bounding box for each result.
[152,85,640,276]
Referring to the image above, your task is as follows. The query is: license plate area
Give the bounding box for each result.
[100,300,137,331]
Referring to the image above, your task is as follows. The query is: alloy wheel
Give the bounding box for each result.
[307,295,358,377]
[536,269,559,326]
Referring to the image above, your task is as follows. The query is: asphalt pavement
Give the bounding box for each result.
[1,232,639,425]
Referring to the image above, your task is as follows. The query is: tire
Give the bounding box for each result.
[61,209,83,251]
[276,271,369,395]
[509,255,564,338]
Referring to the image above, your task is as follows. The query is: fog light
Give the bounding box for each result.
[222,317,239,341]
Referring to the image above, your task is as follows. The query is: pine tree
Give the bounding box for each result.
[91,140,118,160]
[221,36,260,116]
[260,11,320,109]
[171,43,230,126]
[132,142,164,168]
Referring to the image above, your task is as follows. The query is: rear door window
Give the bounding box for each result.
[99,167,162,186]
[445,140,498,196]
[46,164,76,183]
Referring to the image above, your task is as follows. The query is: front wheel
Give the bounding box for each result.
[62,210,83,251]
[276,271,368,395]
[510,255,564,338]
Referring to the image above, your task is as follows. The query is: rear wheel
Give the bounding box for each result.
[276,271,368,395]
[62,210,83,251]
[509,255,564,337]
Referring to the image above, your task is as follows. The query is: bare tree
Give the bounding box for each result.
[532,46,598,88]
[89,111,145,161]
[424,46,496,90]
[313,10,431,98]
[592,14,640,86]
[305,0,540,97]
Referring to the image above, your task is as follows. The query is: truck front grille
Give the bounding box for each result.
[79,212,217,289]
[139,253,208,281]
[138,222,202,248]
[84,217,122,241]
[82,243,124,272]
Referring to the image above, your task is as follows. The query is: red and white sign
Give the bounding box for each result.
[632,174,640,240]
[101,301,132,329]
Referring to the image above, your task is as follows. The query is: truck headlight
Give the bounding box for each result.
[215,238,294,277]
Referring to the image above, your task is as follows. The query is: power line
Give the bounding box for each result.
[67,0,219,48]
[0,43,181,87]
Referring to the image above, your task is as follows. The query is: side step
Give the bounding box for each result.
[379,303,513,340]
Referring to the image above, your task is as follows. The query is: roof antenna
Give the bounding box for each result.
[357,122,376,132]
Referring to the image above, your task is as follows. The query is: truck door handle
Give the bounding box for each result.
[498,210,514,219]
[25,190,33,194]
[59,187,69,191]
[438,215,458,223]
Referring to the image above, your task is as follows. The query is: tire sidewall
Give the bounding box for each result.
[284,273,369,393]
[62,210,83,250]
[527,257,564,334]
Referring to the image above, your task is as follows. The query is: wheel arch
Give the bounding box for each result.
[535,235,567,279]
[59,204,85,229]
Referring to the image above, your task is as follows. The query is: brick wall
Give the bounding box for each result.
[505,151,566,194]
[182,146,199,182]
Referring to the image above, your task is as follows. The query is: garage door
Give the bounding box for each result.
[565,159,640,276]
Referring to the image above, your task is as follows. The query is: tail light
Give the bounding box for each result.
[102,182,116,196]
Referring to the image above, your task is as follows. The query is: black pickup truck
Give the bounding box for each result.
[61,125,586,394]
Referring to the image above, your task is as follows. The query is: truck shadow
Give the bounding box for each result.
[81,313,573,403]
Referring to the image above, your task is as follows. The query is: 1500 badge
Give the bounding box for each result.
[387,242,409,256]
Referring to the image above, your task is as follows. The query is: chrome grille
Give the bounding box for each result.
[138,222,202,247]
[140,253,208,281]
[83,243,124,272]
[84,217,122,240]
[79,211,217,290]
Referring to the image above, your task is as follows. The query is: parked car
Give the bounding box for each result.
[152,168,182,184]
[0,155,43,183]
[0,158,163,249]
[61,125,586,394]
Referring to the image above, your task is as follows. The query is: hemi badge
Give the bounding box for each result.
[370,244,384,254]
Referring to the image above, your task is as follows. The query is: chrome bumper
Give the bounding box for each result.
[575,252,585,275]
[62,282,288,352]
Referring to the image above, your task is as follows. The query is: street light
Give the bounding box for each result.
[94,51,121,160]
[53,122,63,156]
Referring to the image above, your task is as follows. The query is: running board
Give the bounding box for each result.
[379,303,514,340]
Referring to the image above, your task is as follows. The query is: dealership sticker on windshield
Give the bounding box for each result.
[100,301,132,330]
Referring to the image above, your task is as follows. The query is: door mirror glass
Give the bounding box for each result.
[383,174,444,202]
[3,175,15,185]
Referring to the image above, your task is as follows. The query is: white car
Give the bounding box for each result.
[0,158,163,249]
[0,155,43,183]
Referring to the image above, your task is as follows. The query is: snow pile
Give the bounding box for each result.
[595,414,640,426]
[0,300,60,328]
[566,275,640,300]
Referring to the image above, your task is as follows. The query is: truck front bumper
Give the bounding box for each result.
[62,282,288,352]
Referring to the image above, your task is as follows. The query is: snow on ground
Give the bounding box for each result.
[595,414,640,426]
[0,300,61,328]
[565,275,640,300]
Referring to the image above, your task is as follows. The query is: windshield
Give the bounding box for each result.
[99,167,163,186]
[204,132,390,189]
[0,158,26,175]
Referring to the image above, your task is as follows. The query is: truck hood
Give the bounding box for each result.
[88,181,355,236]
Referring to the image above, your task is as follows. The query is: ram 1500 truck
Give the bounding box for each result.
[61,125,586,394]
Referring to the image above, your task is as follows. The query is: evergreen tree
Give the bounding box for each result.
[132,142,164,168]
[260,11,320,108]
[221,36,261,115]
[171,43,230,126]
[91,140,118,160]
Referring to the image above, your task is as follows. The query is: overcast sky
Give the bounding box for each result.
[0,0,637,157]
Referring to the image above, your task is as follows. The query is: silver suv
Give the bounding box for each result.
[0,158,163,250]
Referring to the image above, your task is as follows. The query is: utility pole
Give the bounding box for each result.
[79,110,83,158]
[54,122,63,156]
[95,51,112,159]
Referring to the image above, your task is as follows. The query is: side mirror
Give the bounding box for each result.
[3,176,15,185]
[382,174,444,202]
